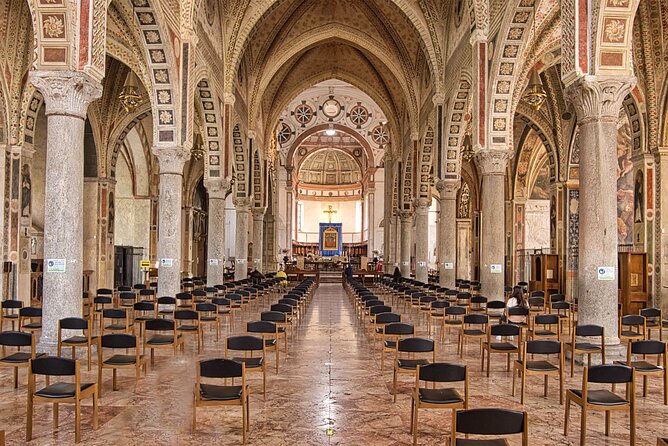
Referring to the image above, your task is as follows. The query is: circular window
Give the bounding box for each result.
[371,125,389,145]
[348,104,369,127]
[321,98,341,119]
[277,122,292,145]
[294,103,314,126]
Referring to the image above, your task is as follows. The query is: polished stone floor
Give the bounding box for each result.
[1,283,667,445]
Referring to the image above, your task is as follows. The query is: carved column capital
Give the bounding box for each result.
[152,145,190,175]
[436,179,460,199]
[29,71,102,119]
[223,93,236,106]
[475,149,512,176]
[414,198,431,212]
[233,197,252,210]
[398,210,414,223]
[565,75,636,124]
[205,177,231,199]
[432,92,445,106]
[252,207,266,219]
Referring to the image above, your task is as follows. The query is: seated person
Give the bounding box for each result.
[503,286,528,324]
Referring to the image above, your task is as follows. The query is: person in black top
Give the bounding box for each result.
[250,268,263,284]
[393,266,402,283]
[344,264,353,278]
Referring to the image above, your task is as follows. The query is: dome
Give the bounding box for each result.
[298,148,362,185]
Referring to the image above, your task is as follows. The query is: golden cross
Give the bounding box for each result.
[323,205,337,223]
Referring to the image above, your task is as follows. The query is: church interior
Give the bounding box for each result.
[1,0,668,444]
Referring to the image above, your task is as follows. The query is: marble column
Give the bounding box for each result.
[234,198,251,280]
[476,149,510,301]
[383,158,394,273]
[566,75,635,344]
[29,71,102,353]
[659,148,668,316]
[153,146,190,297]
[437,180,460,288]
[399,211,413,277]
[252,207,266,272]
[414,199,430,283]
[367,189,375,254]
[205,179,228,287]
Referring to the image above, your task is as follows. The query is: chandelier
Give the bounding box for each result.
[522,69,547,111]
[118,72,143,113]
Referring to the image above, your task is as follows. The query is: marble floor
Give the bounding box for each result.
[1,283,667,445]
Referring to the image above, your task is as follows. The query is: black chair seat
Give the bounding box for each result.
[570,389,628,406]
[232,357,263,368]
[375,327,384,334]
[134,316,153,322]
[418,387,463,405]
[456,439,509,446]
[217,309,231,315]
[613,360,663,372]
[177,325,199,332]
[430,312,445,317]
[463,329,485,336]
[397,358,430,370]
[158,310,174,315]
[646,321,660,327]
[34,382,94,399]
[23,323,41,329]
[445,320,463,325]
[105,324,127,331]
[277,327,286,333]
[62,335,88,345]
[1,352,46,364]
[572,342,601,351]
[384,341,396,349]
[104,354,139,366]
[525,360,558,372]
[146,334,176,345]
[201,316,217,322]
[488,342,517,351]
[3,314,18,319]
[621,330,643,338]
[264,339,277,347]
[533,330,556,337]
[199,383,243,401]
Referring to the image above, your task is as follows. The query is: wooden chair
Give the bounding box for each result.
[196,302,219,346]
[513,340,564,404]
[641,308,663,341]
[458,313,488,357]
[482,323,521,376]
[0,331,43,388]
[566,324,606,377]
[620,315,646,343]
[528,314,561,341]
[118,291,137,309]
[247,320,281,373]
[411,363,468,446]
[156,296,176,318]
[132,300,156,338]
[97,333,146,397]
[393,337,435,402]
[618,340,667,405]
[373,312,401,350]
[174,309,202,352]
[260,311,289,353]
[226,335,267,400]
[58,317,94,371]
[564,364,636,446]
[381,322,414,372]
[192,358,249,443]
[27,357,98,443]
[1,299,23,330]
[175,292,194,309]
[19,307,42,334]
[427,301,448,340]
[143,318,183,365]
[450,408,528,446]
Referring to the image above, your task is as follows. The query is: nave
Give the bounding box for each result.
[1,281,667,445]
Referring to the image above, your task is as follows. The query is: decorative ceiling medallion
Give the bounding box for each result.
[293,103,314,126]
[348,104,369,128]
[321,98,341,119]
[371,125,389,145]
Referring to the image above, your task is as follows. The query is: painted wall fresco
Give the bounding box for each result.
[529,163,550,200]
[616,110,633,245]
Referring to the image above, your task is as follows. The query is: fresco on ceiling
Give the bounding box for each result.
[617,110,633,245]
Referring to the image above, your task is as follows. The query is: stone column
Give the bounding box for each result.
[205,179,228,286]
[153,146,190,297]
[383,158,394,273]
[234,198,251,280]
[566,75,635,344]
[252,207,266,272]
[399,211,413,277]
[437,180,460,288]
[659,148,668,316]
[29,71,102,353]
[476,149,510,301]
[414,199,430,283]
[367,189,375,254]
